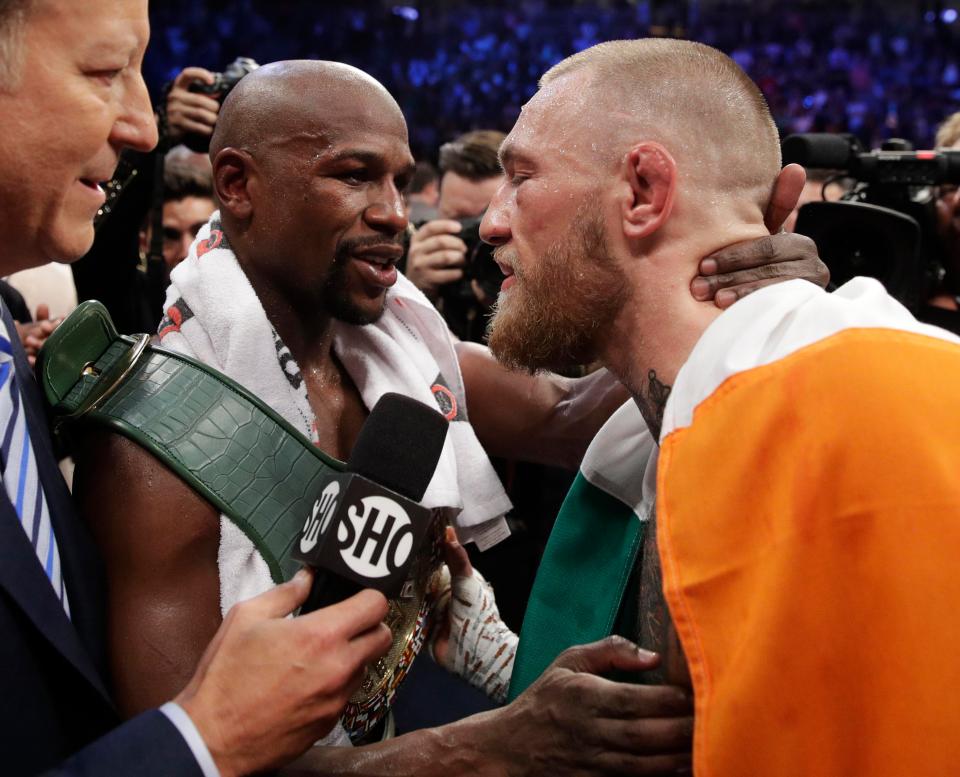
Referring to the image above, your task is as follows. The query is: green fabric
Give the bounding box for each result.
[507,470,644,700]
[37,301,345,584]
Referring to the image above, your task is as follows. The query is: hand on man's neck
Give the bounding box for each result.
[601,220,771,440]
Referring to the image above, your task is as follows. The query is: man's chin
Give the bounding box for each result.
[329,296,388,327]
[41,219,95,266]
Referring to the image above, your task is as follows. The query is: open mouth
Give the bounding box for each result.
[351,249,401,288]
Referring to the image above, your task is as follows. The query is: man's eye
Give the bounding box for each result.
[510,174,529,187]
[336,169,368,184]
[88,68,124,84]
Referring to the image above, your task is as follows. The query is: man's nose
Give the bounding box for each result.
[480,186,511,246]
[111,72,159,154]
[365,184,409,234]
[178,234,193,263]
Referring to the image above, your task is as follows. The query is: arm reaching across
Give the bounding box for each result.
[285,636,693,777]
[458,342,628,470]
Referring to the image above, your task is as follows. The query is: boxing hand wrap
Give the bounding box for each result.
[431,565,518,703]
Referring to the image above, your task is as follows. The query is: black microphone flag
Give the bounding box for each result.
[294,393,448,610]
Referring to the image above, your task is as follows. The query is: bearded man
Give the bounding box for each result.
[482,39,960,776]
[71,55,829,775]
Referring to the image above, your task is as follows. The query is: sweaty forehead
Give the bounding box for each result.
[502,71,607,171]
[214,62,409,157]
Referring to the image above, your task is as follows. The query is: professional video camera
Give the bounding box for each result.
[782,133,960,311]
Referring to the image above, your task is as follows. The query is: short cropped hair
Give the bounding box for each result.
[438,130,505,181]
[163,150,214,204]
[0,0,32,87]
[540,39,782,208]
[936,112,960,149]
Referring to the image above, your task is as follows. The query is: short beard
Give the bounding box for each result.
[322,235,399,326]
[486,206,628,373]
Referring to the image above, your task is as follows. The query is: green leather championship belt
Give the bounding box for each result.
[37,301,443,741]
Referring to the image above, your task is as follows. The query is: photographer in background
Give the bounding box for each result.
[127,149,216,331]
[404,130,505,341]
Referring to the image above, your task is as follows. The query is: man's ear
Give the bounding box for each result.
[621,142,677,240]
[213,148,255,221]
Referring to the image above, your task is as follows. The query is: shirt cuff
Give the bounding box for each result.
[159,701,221,777]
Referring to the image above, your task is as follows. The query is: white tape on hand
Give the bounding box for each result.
[431,565,517,703]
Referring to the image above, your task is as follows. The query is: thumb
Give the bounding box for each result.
[243,567,313,619]
[35,303,49,322]
[765,163,806,233]
[553,635,660,675]
[442,526,473,579]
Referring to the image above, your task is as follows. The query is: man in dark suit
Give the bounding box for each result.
[0,1,397,774]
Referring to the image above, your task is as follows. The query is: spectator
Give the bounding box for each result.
[404,160,440,223]
[405,129,505,342]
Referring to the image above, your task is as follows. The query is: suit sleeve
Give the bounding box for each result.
[40,709,206,777]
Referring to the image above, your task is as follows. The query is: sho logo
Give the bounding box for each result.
[338,496,414,578]
[299,481,340,554]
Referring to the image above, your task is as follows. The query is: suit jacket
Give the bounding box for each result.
[0,303,202,776]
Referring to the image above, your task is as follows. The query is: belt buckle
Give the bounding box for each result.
[59,333,151,425]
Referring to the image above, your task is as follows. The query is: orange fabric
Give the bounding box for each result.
[658,328,960,777]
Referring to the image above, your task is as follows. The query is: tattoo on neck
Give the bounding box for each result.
[636,369,672,439]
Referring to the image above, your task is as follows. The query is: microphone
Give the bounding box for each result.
[294,392,449,613]
[781,132,857,169]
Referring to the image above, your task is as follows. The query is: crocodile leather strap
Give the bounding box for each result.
[37,301,448,741]
[37,300,345,583]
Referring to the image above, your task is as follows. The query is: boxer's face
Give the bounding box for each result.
[481,73,628,371]
[254,97,415,326]
[0,0,157,273]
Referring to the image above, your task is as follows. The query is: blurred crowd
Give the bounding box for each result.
[142,0,960,158]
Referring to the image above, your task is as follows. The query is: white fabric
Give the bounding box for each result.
[579,400,657,523]
[331,272,513,541]
[159,702,220,777]
[662,277,960,440]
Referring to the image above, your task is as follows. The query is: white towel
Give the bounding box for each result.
[157,213,512,616]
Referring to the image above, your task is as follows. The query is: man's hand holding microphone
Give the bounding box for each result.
[176,575,391,777]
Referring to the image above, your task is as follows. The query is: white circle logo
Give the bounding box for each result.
[299,481,340,554]
[337,495,414,578]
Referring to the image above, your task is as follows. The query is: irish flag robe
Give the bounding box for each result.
[515,277,960,775]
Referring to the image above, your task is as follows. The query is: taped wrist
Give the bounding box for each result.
[433,566,518,703]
